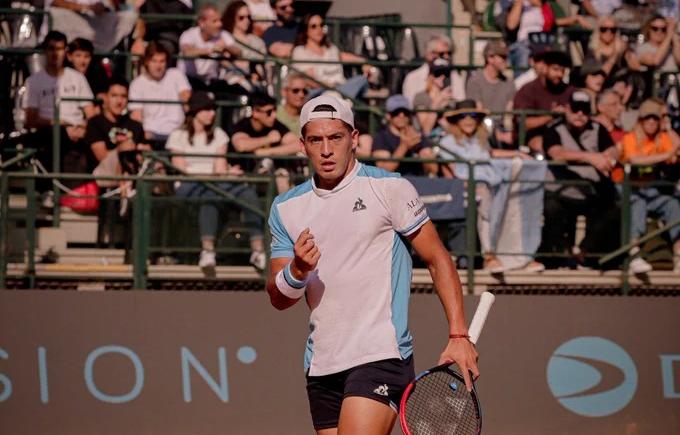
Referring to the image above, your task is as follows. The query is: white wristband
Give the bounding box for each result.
[275,262,307,299]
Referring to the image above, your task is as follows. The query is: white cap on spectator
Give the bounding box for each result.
[300,94,355,131]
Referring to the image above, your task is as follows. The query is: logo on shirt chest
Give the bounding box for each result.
[352,197,367,212]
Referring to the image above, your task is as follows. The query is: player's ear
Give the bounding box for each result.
[350,129,359,152]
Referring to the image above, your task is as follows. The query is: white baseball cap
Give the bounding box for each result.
[299,94,355,131]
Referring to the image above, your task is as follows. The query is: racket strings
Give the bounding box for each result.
[404,371,480,435]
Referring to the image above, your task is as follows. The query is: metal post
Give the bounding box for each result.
[52,98,61,227]
[26,175,37,289]
[518,112,527,148]
[0,172,9,289]
[465,161,477,293]
[132,179,150,289]
[620,164,632,295]
[263,174,276,278]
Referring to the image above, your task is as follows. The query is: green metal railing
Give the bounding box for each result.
[2,149,678,292]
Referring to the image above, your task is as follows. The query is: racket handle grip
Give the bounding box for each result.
[468,292,495,344]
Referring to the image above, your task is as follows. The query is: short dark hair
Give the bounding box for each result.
[250,92,277,109]
[67,37,94,54]
[106,76,130,92]
[42,31,67,48]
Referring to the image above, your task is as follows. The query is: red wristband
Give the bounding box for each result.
[449,334,470,340]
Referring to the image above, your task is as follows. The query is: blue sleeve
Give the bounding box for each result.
[268,199,294,258]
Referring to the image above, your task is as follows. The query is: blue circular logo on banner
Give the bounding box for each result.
[547,336,637,417]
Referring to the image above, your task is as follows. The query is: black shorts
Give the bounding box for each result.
[305,356,415,430]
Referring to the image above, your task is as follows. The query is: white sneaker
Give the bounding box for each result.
[629,257,652,274]
[199,250,216,271]
[249,250,266,271]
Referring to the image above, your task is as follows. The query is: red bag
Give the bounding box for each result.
[59,181,100,214]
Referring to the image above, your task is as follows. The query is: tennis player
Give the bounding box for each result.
[265,94,479,435]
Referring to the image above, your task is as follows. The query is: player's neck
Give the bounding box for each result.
[314,159,356,190]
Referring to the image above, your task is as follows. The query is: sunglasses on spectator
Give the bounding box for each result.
[569,103,591,115]
[309,22,325,29]
[390,108,412,117]
[494,54,508,60]
[287,87,308,95]
[650,25,667,33]
[599,26,618,33]
[256,108,275,116]
[433,50,452,57]
[237,14,251,21]
[641,114,661,121]
[446,113,483,123]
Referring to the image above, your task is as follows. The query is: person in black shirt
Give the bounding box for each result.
[371,94,438,176]
[540,90,621,268]
[84,76,147,174]
[262,0,298,57]
[230,92,299,175]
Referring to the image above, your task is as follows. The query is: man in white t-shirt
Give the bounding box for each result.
[130,41,192,143]
[265,94,479,434]
[23,31,96,179]
[178,3,241,87]
[45,0,137,52]
[402,34,465,106]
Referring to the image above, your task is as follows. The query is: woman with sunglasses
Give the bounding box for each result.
[637,15,680,72]
[291,14,369,100]
[438,100,543,273]
[221,1,267,92]
[617,98,680,274]
[167,91,266,273]
[586,16,640,77]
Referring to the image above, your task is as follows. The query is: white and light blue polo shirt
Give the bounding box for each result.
[268,162,430,376]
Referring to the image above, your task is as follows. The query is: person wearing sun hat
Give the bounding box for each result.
[617,98,680,274]
[437,99,545,273]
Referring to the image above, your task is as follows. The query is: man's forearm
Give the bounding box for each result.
[429,254,468,335]
[232,136,270,152]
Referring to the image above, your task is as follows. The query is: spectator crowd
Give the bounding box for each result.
[3,0,680,274]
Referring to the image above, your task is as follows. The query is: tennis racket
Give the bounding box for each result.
[399,291,496,435]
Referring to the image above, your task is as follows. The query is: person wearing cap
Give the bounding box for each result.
[265,94,479,434]
[230,92,300,176]
[540,90,621,268]
[617,98,680,274]
[438,99,543,273]
[513,49,576,154]
[467,40,515,113]
[401,34,466,106]
[412,63,456,136]
[167,91,266,272]
[372,94,438,176]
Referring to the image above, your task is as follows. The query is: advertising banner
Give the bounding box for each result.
[1,292,678,434]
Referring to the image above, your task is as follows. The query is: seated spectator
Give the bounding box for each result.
[576,60,606,113]
[505,0,590,72]
[438,100,543,272]
[262,0,298,57]
[137,0,195,57]
[402,35,466,106]
[276,73,307,134]
[466,40,516,145]
[617,99,680,274]
[230,92,300,192]
[372,94,438,176]
[594,88,626,142]
[586,16,640,78]
[244,0,276,35]
[84,77,146,174]
[66,37,109,101]
[637,15,680,73]
[46,0,138,52]
[291,14,369,100]
[178,3,242,91]
[513,50,575,153]
[413,64,455,136]
[514,42,548,90]
[578,0,622,19]
[129,42,192,143]
[166,91,266,272]
[23,31,95,186]
[222,0,267,90]
[540,90,620,268]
